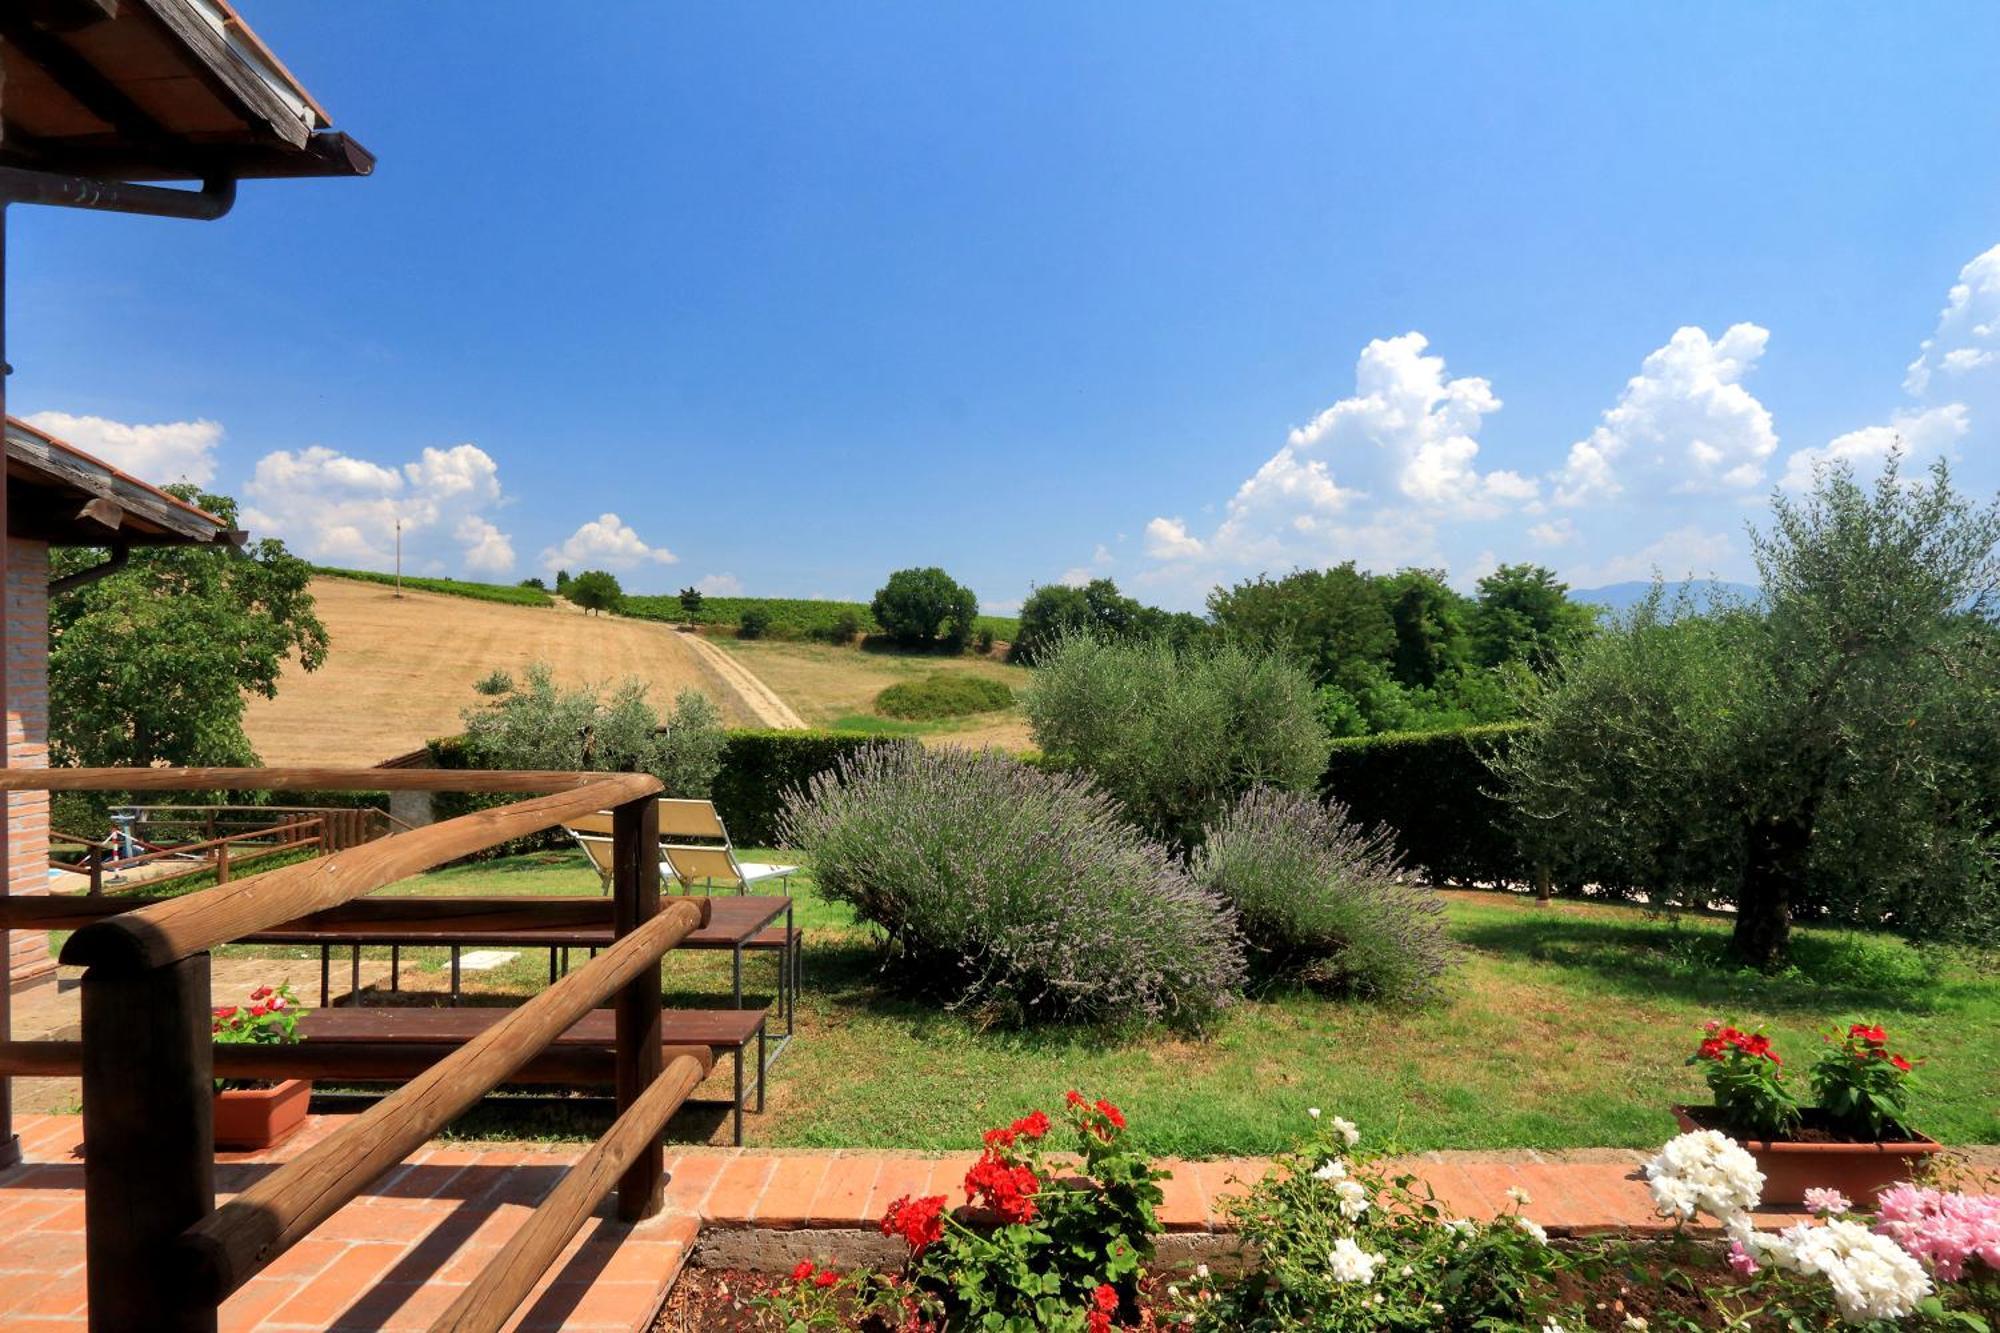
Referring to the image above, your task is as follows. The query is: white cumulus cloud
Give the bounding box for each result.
[1779,404,1969,490]
[1905,243,2000,396]
[540,513,677,574]
[241,441,513,574]
[1555,324,1777,506]
[1526,517,1578,547]
[1142,333,1532,583]
[694,573,744,596]
[24,411,223,487]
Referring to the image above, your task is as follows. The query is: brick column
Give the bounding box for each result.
[6,537,52,991]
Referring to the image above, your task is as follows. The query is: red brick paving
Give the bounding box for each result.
[1,1114,1827,1330]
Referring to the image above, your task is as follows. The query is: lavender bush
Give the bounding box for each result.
[1191,787,1453,1004]
[780,745,1246,1031]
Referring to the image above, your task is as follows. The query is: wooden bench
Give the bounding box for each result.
[0,1005,771,1146]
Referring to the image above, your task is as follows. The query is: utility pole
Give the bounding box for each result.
[394,518,402,598]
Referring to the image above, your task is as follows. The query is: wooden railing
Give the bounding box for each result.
[0,766,705,1333]
[114,803,399,854]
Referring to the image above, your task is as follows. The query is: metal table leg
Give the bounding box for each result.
[755,1021,766,1113]
[732,942,743,1009]
[390,944,400,992]
[732,1045,744,1147]
[449,946,461,1006]
[350,944,362,1005]
[319,946,331,1007]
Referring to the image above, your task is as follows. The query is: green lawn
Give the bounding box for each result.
[201,849,1999,1155]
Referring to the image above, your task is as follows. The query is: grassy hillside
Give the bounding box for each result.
[623,593,1019,643]
[312,566,552,607]
[715,637,1035,750]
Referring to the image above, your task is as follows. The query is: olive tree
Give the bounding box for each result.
[462,661,724,796]
[1496,457,2000,964]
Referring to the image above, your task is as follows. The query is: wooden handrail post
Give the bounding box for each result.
[87,844,103,896]
[611,793,663,1221]
[216,840,230,885]
[81,953,216,1332]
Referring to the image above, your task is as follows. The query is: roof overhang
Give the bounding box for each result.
[0,0,372,184]
[6,416,239,548]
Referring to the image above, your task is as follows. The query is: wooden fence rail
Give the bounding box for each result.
[0,766,689,1333]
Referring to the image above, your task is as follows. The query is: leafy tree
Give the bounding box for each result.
[1497,458,2000,964]
[737,606,771,639]
[554,569,572,591]
[518,576,546,591]
[462,661,724,796]
[1207,564,1395,694]
[678,586,704,618]
[566,569,623,615]
[1026,634,1331,846]
[1009,577,1202,664]
[1379,568,1473,689]
[870,566,978,650]
[1469,563,1595,670]
[49,488,327,768]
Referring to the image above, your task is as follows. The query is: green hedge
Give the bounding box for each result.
[1319,722,1529,886]
[713,730,904,844]
[423,729,894,850]
[313,566,552,608]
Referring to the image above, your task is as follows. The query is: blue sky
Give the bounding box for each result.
[11,3,2000,611]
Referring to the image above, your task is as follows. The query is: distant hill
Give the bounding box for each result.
[1569,579,1758,615]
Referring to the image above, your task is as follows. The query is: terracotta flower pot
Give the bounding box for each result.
[1673,1106,1942,1207]
[214,1078,312,1150]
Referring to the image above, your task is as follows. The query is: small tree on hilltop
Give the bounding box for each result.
[567,569,623,616]
[678,586,704,619]
[871,566,978,651]
[1496,456,2000,965]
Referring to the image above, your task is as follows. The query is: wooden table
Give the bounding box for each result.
[251,894,797,1059]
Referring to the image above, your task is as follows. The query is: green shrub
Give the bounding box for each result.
[1319,723,1529,885]
[816,609,863,645]
[781,746,1245,1029]
[712,729,893,844]
[1026,635,1330,846]
[737,607,771,639]
[1192,787,1452,1003]
[874,672,1014,720]
[312,566,553,607]
[460,661,723,796]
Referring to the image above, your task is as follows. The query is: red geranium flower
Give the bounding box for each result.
[964,1149,1039,1224]
[1849,1024,1887,1045]
[1094,1099,1126,1130]
[1890,1054,1913,1072]
[814,1269,839,1289]
[1093,1284,1119,1313]
[1010,1110,1050,1139]
[1065,1089,1088,1109]
[880,1194,947,1253]
[791,1260,815,1283]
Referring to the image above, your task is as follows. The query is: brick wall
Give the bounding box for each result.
[6,537,52,989]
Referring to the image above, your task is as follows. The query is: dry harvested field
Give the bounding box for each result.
[240,576,771,766]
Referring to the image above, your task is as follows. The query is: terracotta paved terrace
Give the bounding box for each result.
[0,1113,1821,1331]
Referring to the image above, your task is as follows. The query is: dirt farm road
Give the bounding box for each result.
[240,577,803,767]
